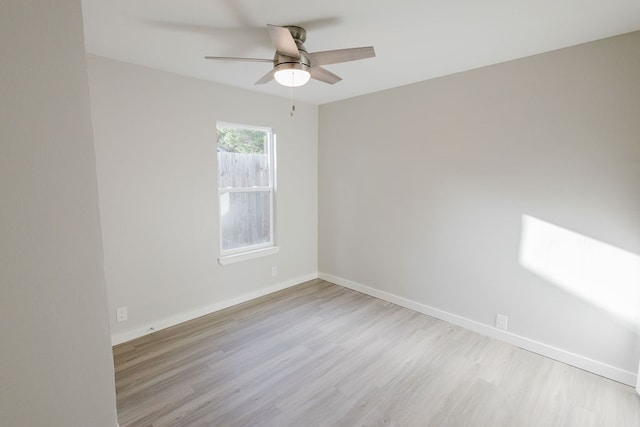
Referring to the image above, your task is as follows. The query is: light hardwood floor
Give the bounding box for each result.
[114,279,640,426]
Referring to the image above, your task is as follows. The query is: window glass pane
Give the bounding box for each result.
[220,191,271,251]
[218,151,269,188]
[217,126,269,188]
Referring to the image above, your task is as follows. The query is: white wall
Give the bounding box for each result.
[87,56,318,342]
[319,32,640,383]
[0,2,117,426]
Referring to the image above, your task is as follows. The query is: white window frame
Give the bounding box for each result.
[217,122,279,265]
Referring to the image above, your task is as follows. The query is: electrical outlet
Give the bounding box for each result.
[496,314,508,331]
[271,266,278,277]
[116,307,128,323]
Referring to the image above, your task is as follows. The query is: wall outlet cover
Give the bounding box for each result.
[496,314,508,331]
[116,307,128,323]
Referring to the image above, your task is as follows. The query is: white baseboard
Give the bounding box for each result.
[318,272,637,387]
[111,272,318,346]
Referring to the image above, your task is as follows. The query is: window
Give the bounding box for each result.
[217,122,278,264]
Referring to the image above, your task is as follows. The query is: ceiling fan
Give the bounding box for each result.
[205,24,375,88]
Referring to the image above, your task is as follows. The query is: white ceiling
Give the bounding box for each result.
[81,0,640,105]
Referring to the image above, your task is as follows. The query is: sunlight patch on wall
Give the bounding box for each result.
[519,215,640,329]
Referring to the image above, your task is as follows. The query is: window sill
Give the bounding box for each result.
[218,246,280,265]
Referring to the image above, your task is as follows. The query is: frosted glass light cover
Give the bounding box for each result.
[274,69,310,87]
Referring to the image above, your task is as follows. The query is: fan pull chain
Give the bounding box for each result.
[290,80,296,116]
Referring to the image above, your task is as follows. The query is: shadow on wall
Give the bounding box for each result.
[519,215,640,331]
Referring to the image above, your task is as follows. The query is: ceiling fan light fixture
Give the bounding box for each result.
[205,25,375,88]
[274,63,311,87]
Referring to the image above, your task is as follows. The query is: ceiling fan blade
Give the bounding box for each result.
[295,17,342,31]
[255,70,275,85]
[310,46,375,66]
[149,21,273,55]
[204,56,273,63]
[267,24,300,58]
[222,0,257,28]
[310,66,342,85]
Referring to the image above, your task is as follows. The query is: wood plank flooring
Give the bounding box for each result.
[113,279,640,426]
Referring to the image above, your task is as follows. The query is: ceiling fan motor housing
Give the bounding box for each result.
[273,26,310,73]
